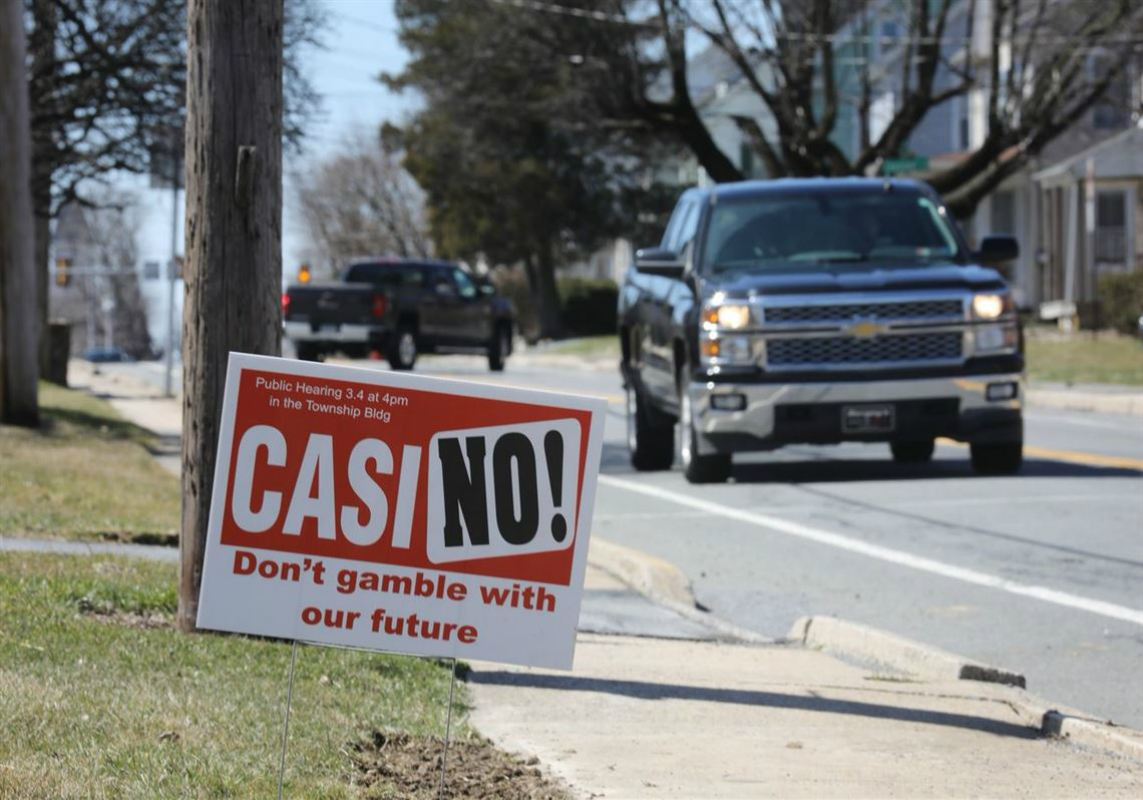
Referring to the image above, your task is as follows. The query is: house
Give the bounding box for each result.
[1031,126,1143,315]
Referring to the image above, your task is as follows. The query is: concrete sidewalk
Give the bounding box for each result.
[470,631,1142,799]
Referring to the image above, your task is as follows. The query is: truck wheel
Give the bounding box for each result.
[487,324,510,372]
[387,326,417,371]
[890,440,935,464]
[295,343,321,362]
[627,383,674,471]
[970,441,1023,475]
[679,381,731,484]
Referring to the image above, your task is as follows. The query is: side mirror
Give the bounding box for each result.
[634,246,685,278]
[976,235,1019,264]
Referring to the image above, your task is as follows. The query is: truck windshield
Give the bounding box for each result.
[703,191,964,273]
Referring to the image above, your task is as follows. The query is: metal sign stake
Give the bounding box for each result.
[277,640,299,800]
[437,657,458,799]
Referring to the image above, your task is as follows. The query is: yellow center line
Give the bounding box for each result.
[937,437,1143,472]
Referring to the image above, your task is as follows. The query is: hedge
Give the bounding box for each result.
[1097,270,1143,334]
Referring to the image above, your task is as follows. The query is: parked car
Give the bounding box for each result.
[83,347,133,363]
[283,259,515,371]
[619,178,1024,483]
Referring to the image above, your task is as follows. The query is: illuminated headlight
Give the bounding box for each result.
[971,293,1012,320]
[703,303,752,330]
[700,334,754,366]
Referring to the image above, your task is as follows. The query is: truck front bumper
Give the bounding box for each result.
[689,373,1023,455]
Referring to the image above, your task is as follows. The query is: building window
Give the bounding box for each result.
[1094,190,1127,263]
[990,190,1016,235]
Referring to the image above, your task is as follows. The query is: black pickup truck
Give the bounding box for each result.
[283,259,515,371]
[620,178,1024,483]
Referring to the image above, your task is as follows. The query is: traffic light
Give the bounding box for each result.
[297,263,312,284]
[55,257,72,287]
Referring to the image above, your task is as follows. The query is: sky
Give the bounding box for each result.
[282,0,416,271]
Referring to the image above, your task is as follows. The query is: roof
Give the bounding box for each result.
[1032,125,1143,185]
[698,177,934,201]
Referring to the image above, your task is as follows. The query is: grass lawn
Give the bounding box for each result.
[1025,333,1143,386]
[0,385,567,798]
[0,552,468,798]
[0,383,180,543]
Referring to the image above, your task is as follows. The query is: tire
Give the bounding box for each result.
[970,440,1023,475]
[488,324,510,372]
[678,375,731,484]
[626,383,674,471]
[387,325,417,371]
[295,342,321,362]
[890,440,935,464]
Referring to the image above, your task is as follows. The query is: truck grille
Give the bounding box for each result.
[767,332,963,368]
[764,299,963,324]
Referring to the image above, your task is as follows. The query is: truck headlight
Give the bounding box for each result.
[703,303,752,330]
[700,334,755,366]
[972,293,1012,320]
[974,324,1019,354]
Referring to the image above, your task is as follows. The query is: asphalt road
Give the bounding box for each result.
[105,354,1143,729]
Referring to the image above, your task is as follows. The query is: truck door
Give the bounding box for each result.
[451,267,491,345]
[420,266,464,346]
[641,199,698,407]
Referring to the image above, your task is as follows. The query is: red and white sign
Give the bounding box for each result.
[196,353,607,669]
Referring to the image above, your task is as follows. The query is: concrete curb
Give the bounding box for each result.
[588,537,772,644]
[789,616,1143,764]
[1026,388,1143,417]
[588,538,696,608]
[1037,709,1143,763]
[788,616,1026,687]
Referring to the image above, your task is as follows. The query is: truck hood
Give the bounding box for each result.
[703,263,1006,299]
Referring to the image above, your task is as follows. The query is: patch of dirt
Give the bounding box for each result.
[353,730,571,799]
[97,530,178,547]
[76,599,172,631]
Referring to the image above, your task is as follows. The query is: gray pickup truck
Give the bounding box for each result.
[619,178,1023,483]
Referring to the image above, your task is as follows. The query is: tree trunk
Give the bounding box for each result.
[534,241,563,340]
[29,0,56,378]
[179,0,283,632]
[0,0,40,427]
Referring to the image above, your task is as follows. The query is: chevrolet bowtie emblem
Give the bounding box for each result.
[845,319,887,339]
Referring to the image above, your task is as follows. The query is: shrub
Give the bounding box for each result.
[1097,270,1143,334]
[489,268,618,341]
[558,277,618,337]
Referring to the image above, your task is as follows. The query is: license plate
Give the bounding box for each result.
[842,404,895,434]
[312,323,339,333]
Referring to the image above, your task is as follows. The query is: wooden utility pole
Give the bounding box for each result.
[179,0,284,631]
[0,0,41,427]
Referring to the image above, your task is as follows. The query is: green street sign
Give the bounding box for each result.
[882,156,929,176]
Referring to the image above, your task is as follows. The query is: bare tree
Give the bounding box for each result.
[694,0,1143,215]
[497,0,1141,218]
[1,0,40,427]
[24,0,324,372]
[180,0,283,632]
[76,192,154,359]
[295,134,432,273]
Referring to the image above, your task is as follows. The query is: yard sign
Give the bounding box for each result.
[196,353,607,669]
